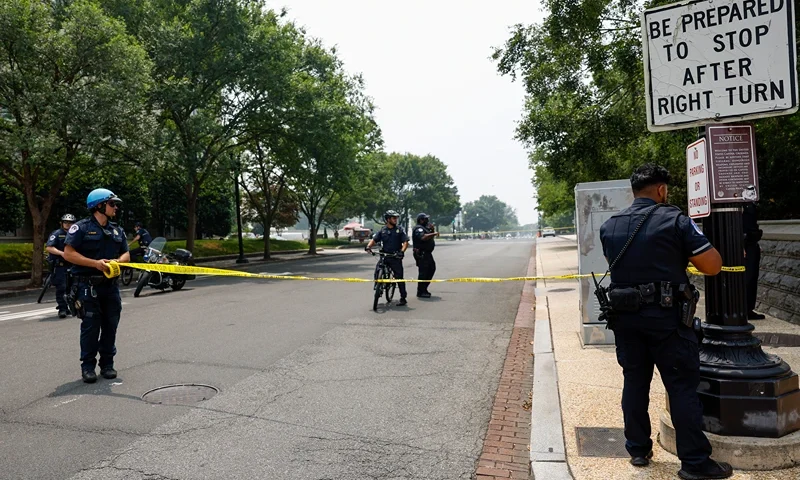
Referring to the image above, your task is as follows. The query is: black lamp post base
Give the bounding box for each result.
[698,372,800,438]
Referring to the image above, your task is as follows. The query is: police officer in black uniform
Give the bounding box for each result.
[46,214,76,318]
[599,164,732,480]
[63,188,130,383]
[366,210,409,306]
[742,186,764,320]
[412,213,439,298]
[130,222,153,260]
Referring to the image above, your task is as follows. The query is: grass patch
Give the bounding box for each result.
[163,238,306,257]
[0,238,308,274]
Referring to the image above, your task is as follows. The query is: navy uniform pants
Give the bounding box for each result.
[76,281,122,371]
[414,250,436,294]
[51,265,69,310]
[376,257,407,299]
[745,242,761,312]
[614,325,712,470]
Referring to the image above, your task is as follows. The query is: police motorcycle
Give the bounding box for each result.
[133,237,195,297]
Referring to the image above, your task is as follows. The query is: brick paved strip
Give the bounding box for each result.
[474,244,535,480]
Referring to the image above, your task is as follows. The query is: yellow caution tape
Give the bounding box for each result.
[114,261,744,283]
[104,261,122,279]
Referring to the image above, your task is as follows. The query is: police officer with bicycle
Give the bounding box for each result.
[130,222,153,260]
[45,214,76,318]
[598,164,731,479]
[366,210,409,306]
[412,213,438,298]
[63,189,129,383]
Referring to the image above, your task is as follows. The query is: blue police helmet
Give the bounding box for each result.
[86,188,122,210]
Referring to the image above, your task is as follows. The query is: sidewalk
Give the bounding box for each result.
[534,236,800,480]
[0,248,355,300]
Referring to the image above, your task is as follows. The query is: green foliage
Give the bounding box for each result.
[0,0,152,285]
[463,196,519,232]
[494,0,800,219]
[0,243,39,273]
[360,152,461,229]
[0,179,24,232]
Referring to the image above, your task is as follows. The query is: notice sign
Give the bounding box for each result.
[708,125,759,202]
[686,138,711,218]
[642,0,798,132]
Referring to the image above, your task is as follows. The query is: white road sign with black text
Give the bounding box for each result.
[686,138,711,218]
[642,0,798,131]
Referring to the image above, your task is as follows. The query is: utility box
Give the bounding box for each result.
[575,180,634,346]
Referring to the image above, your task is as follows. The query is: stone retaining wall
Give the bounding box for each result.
[757,239,800,324]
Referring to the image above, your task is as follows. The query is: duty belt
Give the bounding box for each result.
[610,282,687,306]
[74,275,118,286]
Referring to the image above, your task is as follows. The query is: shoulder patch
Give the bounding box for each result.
[691,220,703,235]
[68,224,79,234]
[49,234,56,241]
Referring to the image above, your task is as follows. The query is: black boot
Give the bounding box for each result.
[100,367,117,379]
[58,309,67,319]
[678,460,733,480]
[397,298,407,306]
[630,450,653,467]
[82,370,97,383]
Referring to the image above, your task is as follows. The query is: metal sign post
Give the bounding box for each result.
[643,0,800,439]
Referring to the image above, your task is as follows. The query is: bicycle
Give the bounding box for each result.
[369,250,401,311]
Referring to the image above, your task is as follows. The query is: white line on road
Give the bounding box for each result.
[0,302,127,323]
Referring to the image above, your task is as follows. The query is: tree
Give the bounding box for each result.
[106,0,305,253]
[0,0,152,285]
[288,43,382,255]
[361,152,461,230]
[493,0,800,220]
[463,196,518,232]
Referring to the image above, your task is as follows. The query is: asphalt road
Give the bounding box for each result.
[0,239,535,480]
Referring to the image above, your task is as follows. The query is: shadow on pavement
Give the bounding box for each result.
[48,377,142,402]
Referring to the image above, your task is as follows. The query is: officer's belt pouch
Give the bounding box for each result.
[608,287,642,312]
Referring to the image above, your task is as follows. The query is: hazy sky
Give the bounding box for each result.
[274,1,545,225]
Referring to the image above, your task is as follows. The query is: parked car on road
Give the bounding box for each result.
[542,227,556,238]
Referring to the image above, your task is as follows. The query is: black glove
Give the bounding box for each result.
[397,251,404,259]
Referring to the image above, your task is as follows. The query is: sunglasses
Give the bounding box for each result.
[108,201,121,208]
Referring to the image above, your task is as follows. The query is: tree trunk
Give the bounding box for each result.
[30,213,46,287]
[186,189,198,252]
[263,233,271,260]
[308,222,317,255]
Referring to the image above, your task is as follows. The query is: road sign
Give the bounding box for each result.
[707,125,759,202]
[686,138,710,218]
[642,0,798,132]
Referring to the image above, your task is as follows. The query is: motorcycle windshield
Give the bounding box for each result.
[148,237,167,255]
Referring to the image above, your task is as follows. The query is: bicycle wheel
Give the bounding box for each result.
[384,270,396,303]
[37,274,52,304]
[373,266,383,311]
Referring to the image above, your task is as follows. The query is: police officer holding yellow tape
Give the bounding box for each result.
[63,188,129,383]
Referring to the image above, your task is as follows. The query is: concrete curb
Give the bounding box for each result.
[530,240,573,479]
[0,250,353,301]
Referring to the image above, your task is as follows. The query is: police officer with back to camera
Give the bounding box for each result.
[130,222,153,260]
[45,214,76,318]
[742,186,765,320]
[63,189,130,384]
[598,164,732,480]
[412,213,439,298]
[365,210,409,306]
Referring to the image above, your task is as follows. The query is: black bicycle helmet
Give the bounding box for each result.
[384,210,400,222]
[416,213,429,224]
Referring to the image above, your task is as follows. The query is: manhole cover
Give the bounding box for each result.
[549,288,574,293]
[142,384,218,405]
[754,332,800,347]
[575,427,628,458]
